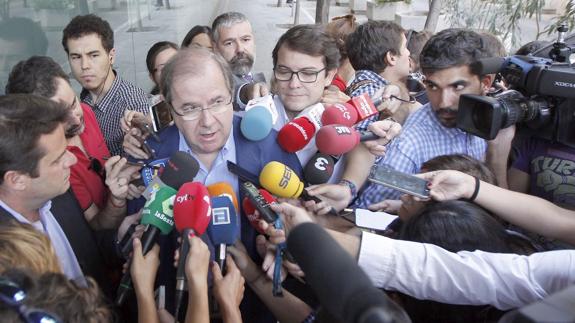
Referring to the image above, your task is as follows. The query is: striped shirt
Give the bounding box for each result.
[354,103,487,207]
[81,72,149,156]
[347,69,390,131]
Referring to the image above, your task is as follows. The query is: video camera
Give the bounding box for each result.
[457,25,575,148]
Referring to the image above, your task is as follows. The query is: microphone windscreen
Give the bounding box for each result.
[207,196,239,245]
[141,157,169,187]
[321,103,358,127]
[277,117,316,153]
[316,125,360,155]
[242,197,266,234]
[303,153,335,185]
[161,152,200,189]
[241,106,273,141]
[207,182,239,214]
[141,186,177,235]
[260,161,304,198]
[173,182,212,235]
[288,223,408,323]
[349,93,378,121]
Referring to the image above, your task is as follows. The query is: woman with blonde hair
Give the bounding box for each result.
[0,221,61,274]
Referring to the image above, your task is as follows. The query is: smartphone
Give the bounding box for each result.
[149,100,173,133]
[368,164,430,199]
[241,182,278,223]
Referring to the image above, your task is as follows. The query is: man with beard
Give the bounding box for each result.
[211,12,268,109]
[352,28,497,208]
[6,56,140,229]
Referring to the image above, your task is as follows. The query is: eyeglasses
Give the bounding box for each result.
[0,277,62,323]
[390,95,417,104]
[170,96,232,121]
[273,67,326,83]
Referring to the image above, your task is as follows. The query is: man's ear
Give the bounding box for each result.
[480,74,496,94]
[109,48,116,66]
[2,171,30,192]
[323,68,337,87]
[385,51,398,67]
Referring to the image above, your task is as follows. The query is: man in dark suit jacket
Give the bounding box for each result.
[124,47,302,323]
[0,94,124,300]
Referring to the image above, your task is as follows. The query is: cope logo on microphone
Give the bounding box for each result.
[279,167,292,189]
[212,207,231,225]
[335,104,351,120]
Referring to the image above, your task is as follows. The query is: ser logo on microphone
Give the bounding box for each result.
[279,167,292,189]
[314,157,329,171]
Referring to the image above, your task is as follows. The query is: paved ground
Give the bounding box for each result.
[0,0,565,93]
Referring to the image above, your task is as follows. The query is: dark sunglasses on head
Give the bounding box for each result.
[0,277,62,323]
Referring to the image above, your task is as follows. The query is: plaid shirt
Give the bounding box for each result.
[81,72,149,156]
[347,69,389,131]
[354,103,487,208]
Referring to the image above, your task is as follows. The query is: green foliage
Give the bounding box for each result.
[543,0,575,36]
[32,0,74,10]
[443,0,546,48]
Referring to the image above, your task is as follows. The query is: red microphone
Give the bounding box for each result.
[277,102,325,153]
[173,182,212,320]
[277,117,316,152]
[347,92,379,122]
[241,187,277,234]
[315,125,378,155]
[321,103,358,127]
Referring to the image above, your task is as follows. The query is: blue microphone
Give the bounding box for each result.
[207,196,239,272]
[240,106,273,141]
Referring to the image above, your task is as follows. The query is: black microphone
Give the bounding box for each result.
[115,152,200,306]
[303,153,335,185]
[287,223,410,323]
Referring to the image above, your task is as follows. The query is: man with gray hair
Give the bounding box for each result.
[212,11,267,109]
[126,47,301,321]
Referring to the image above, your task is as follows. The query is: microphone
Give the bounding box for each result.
[241,196,266,234]
[140,157,169,187]
[321,103,359,127]
[303,153,335,185]
[347,92,380,122]
[173,182,212,320]
[287,223,410,323]
[120,152,200,257]
[207,182,239,214]
[240,106,273,141]
[245,94,279,124]
[259,161,338,216]
[315,125,379,156]
[115,186,176,306]
[116,152,199,305]
[277,102,324,153]
[142,151,200,200]
[206,196,239,273]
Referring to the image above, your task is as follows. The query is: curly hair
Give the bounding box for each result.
[62,14,114,53]
[420,28,491,76]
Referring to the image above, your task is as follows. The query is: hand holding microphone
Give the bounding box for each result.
[363,119,402,156]
[173,182,212,319]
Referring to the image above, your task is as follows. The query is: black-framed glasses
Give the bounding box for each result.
[273,67,326,83]
[390,95,417,104]
[0,277,62,323]
[170,96,233,121]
